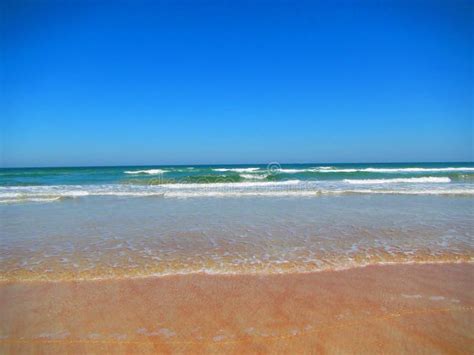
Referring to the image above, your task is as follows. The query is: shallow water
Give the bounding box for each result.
[1,194,472,281]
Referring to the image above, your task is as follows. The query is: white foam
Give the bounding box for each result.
[344,177,451,184]
[125,166,474,175]
[1,178,473,203]
[165,191,318,198]
[277,169,311,173]
[338,189,474,195]
[319,167,474,173]
[124,169,166,175]
[164,180,301,189]
[316,168,358,173]
[0,185,165,203]
[269,167,473,174]
[164,189,474,198]
[92,192,165,197]
[402,294,422,299]
[362,167,474,173]
[240,174,268,180]
[0,197,63,203]
[213,168,260,173]
[65,191,90,197]
[278,168,357,173]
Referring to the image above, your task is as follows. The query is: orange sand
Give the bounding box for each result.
[0,263,473,354]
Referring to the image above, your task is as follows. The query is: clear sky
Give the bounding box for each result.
[1,0,472,167]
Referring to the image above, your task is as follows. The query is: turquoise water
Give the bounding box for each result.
[1,162,473,202]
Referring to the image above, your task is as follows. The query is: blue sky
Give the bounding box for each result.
[1,0,472,167]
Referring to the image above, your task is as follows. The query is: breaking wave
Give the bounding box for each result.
[124,169,166,175]
[212,168,260,173]
[344,177,452,184]
[1,177,473,203]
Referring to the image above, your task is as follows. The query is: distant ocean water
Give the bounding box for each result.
[1,162,473,203]
[1,162,473,281]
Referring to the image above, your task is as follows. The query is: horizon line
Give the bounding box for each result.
[1,160,473,169]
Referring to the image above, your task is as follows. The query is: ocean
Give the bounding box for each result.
[1,162,473,281]
[1,162,474,201]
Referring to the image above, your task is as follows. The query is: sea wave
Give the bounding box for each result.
[274,167,474,174]
[319,167,474,173]
[163,180,301,189]
[124,169,166,175]
[276,168,313,173]
[1,189,473,203]
[270,167,474,174]
[213,168,260,173]
[344,177,451,184]
[1,178,474,203]
[240,173,268,180]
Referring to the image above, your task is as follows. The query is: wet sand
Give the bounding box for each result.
[0,263,473,354]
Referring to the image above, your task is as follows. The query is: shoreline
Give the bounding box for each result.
[1,262,473,353]
[1,259,473,284]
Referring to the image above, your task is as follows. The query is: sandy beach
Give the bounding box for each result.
[1,263,472,353]
[3,0,473,352]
